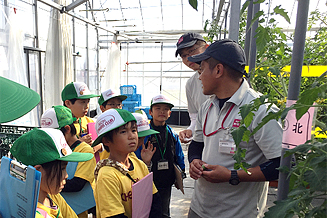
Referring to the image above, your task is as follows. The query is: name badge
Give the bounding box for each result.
[219,137,236,154]
[157,160,169,170]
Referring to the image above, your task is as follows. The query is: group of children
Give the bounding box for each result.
[10,81,185,218]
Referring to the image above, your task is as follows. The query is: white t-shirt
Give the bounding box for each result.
[191,79,282,218]
[186,72,209,114]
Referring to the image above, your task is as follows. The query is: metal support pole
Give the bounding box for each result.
[229,0,241,42]
[248,0,260,84]
[277,0,310,201]
[244,0,253,65]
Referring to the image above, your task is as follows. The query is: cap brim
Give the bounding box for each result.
[0,77,41,123]
[151,102,174,109]
[59,152,93,162]
[92,133,105,147]
[119,95,128,101]
[77,94,100,99]
[188,53,211,65]
[175,40,197,57]
[138,129,159,138]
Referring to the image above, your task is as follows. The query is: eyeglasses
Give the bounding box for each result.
[180,45,205,59]
[106,103,123,108]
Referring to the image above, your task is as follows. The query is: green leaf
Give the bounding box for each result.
[240,104,252,120]
[304,165,327,191]
[253,0,265,4]
[264,198,299,218]
[231,126,247,146]
[188,0,198,11]
[250,10,264,28]
[244,112,254,127]
[255,25,269,52]
[273,5,290,23]
[242,129,251,143]
[269,67,280,76]
[269,18,276,24]
[240,0,250,15]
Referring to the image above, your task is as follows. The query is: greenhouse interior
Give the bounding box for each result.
[0,0,326,217]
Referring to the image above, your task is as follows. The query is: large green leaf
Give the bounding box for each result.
[244,112,254,127]
[304,165,327,191]
[240,104,252,120]
[188,0,198,11]
[273,5,290,23]
[255,26,269,52]
[240,0,250,15]
[264,198,299,218]
[250,10,264,29]
[231,126,247,146]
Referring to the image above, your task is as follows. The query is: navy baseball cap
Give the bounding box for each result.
[175,33,205,57]
[188,39,247,76]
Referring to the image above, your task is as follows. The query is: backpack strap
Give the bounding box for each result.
[94,158,136,183]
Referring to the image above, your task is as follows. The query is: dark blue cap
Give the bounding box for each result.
[175,33,205,57]
[188,39,247,76]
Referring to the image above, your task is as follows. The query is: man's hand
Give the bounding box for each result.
[189,159,206,180]
[202,164,231,183]
[80,134,92,145]
[141,141,156,166]
[179,129,193,143]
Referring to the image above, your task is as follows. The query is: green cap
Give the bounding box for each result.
[61,82,99,101]
[41,106,74,129]
[92,108,136,147]
[98,88,127,106]
[10,128,93,166]
[0,76,40,123]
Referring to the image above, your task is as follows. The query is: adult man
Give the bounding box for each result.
[175,33,209,143]
[187,39,282,218]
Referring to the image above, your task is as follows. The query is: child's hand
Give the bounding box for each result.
[80,133,93,145]
[141,141,156,166]
[93,143,103,153]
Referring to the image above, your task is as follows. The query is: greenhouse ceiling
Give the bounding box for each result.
[38,0,327,43]
[38,0,230,42]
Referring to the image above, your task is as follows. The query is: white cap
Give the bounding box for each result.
[98,88,127,105]
[150,94,174,108]
[132,110,159,137]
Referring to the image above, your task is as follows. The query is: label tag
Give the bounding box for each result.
[219,138,236,154]
[157,160,169,170]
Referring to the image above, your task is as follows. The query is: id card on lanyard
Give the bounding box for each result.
[203,103,236,154]
[153,126,170,171]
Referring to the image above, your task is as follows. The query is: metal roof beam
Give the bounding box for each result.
[65,0,87,12]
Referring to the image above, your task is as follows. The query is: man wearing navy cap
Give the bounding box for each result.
[175,33,209,143]
[187,39,282,218]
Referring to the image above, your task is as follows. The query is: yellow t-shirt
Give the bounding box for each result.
[74,116,94,138]
[99,151,137,161]
[94,154,157,218]
[35,194,77,218]
[73,141,96,183]
[99,149,110,160]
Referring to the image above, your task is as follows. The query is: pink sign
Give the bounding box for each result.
[282,100,315,149]
[132,172,153,218]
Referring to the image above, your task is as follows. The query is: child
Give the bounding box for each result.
[94,88,127,158]
[61,82,99,146]
[135,94,185,218]
[41,106,96,218]
[132,109,159,170]
[98,88,127,112]
[10,128,93,218]
[92,109,162,218]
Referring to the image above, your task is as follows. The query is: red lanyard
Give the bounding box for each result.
[203,103,235,137]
